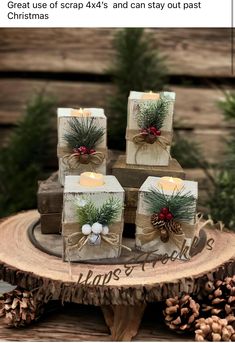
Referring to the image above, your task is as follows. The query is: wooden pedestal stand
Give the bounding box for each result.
[0,211,235,340]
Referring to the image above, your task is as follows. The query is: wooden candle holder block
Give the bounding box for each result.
[57,108,107,186]
[126,91,175,166]
[112,155,185,188]
[62,175,125,261]
[136,176,198,258]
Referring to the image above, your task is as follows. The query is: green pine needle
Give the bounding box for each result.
[136,96,170,130]
[75,196,122,226]
[64,117,105,150]
[144,187,196,222]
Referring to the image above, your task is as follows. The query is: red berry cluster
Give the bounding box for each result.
[73,146,96,155]
[141,126,161,137]
[158,207,174,221]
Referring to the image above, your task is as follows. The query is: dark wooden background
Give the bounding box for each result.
[0,28,234,204]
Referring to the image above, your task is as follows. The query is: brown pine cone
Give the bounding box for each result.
[79,154,90,164]
[195,315,235,341]
[163,294,200,332]
[201,276,235,318]
[0,287,44,327]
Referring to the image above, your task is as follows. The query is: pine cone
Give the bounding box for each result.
[195,315,235,341]
[0,287,44,327]
[163,294,200,332]
[151,213,183,243]
[151,213,169,242]
[201,276,235,318]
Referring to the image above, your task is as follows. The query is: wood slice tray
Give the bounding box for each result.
[0,210,235,306]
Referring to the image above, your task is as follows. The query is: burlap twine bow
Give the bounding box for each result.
[126,129,172,164]
[136,213,197,250]
[136,213,217,251]
[57,146,106,171]
[64,221,131,255]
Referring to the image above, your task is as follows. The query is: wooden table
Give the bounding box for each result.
[0,211,234,341]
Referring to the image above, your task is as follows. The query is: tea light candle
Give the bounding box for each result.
[157,176,183,192]
[71,108,91,117]
[141,91,160,100]
[80,172,104,187]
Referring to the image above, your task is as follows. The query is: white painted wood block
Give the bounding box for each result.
[57,108,107,186]
[126,91,175,166]
[136,176,198,259]
[62,175,124,262]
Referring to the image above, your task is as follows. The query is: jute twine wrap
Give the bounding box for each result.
[126,129,172,164]
[135,213,196,250]
[57,146,107,170]
[63,221,131,257]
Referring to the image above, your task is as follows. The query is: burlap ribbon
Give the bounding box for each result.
[64,221,131,253]
[126,129,172,164]
[57,146,106,170]
[135,213,195,250]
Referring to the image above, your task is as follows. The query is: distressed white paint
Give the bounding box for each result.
[126,91,175,166]
[57,108,107,186]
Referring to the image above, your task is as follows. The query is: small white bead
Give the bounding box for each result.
[102,225,109,235]
[91,222,103,234]
[81,224,92,235]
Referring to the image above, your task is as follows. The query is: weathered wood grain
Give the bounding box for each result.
[112,155,185,188]
[0,29,231,77]
[0,79,232,129]
[179,128,231,164]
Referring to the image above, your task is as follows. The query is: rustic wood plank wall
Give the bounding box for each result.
[0,28,234,183]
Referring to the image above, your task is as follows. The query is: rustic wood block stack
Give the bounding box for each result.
[37,172,63,234]
[37,90,198,262]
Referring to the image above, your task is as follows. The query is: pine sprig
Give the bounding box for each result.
[136,96,170,130]
[75,196,122,226]
[64,117,104,150]
[97,197,123,225]
[75,198,98,226]
[144,187,196,222]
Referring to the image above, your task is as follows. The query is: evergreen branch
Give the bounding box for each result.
[136,96,170,130]
[97,196,123,225]
[75,196,122,226]
[64,117,104,150]
[75,198,97,226]
[144,187,196,222]
[0,93,55,217]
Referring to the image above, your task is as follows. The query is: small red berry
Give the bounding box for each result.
[161,207,169,215]
[79,146,88,154]
[158,213,165,221]
[89,149,96,154]
[149,127,158,135]
[166,213,174,221]
[156,130,161,136]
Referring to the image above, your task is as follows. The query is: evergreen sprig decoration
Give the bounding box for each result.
[75,197,122,226]
[64,117,104,150]
[137,96,170,130]
[144,187,196,222]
